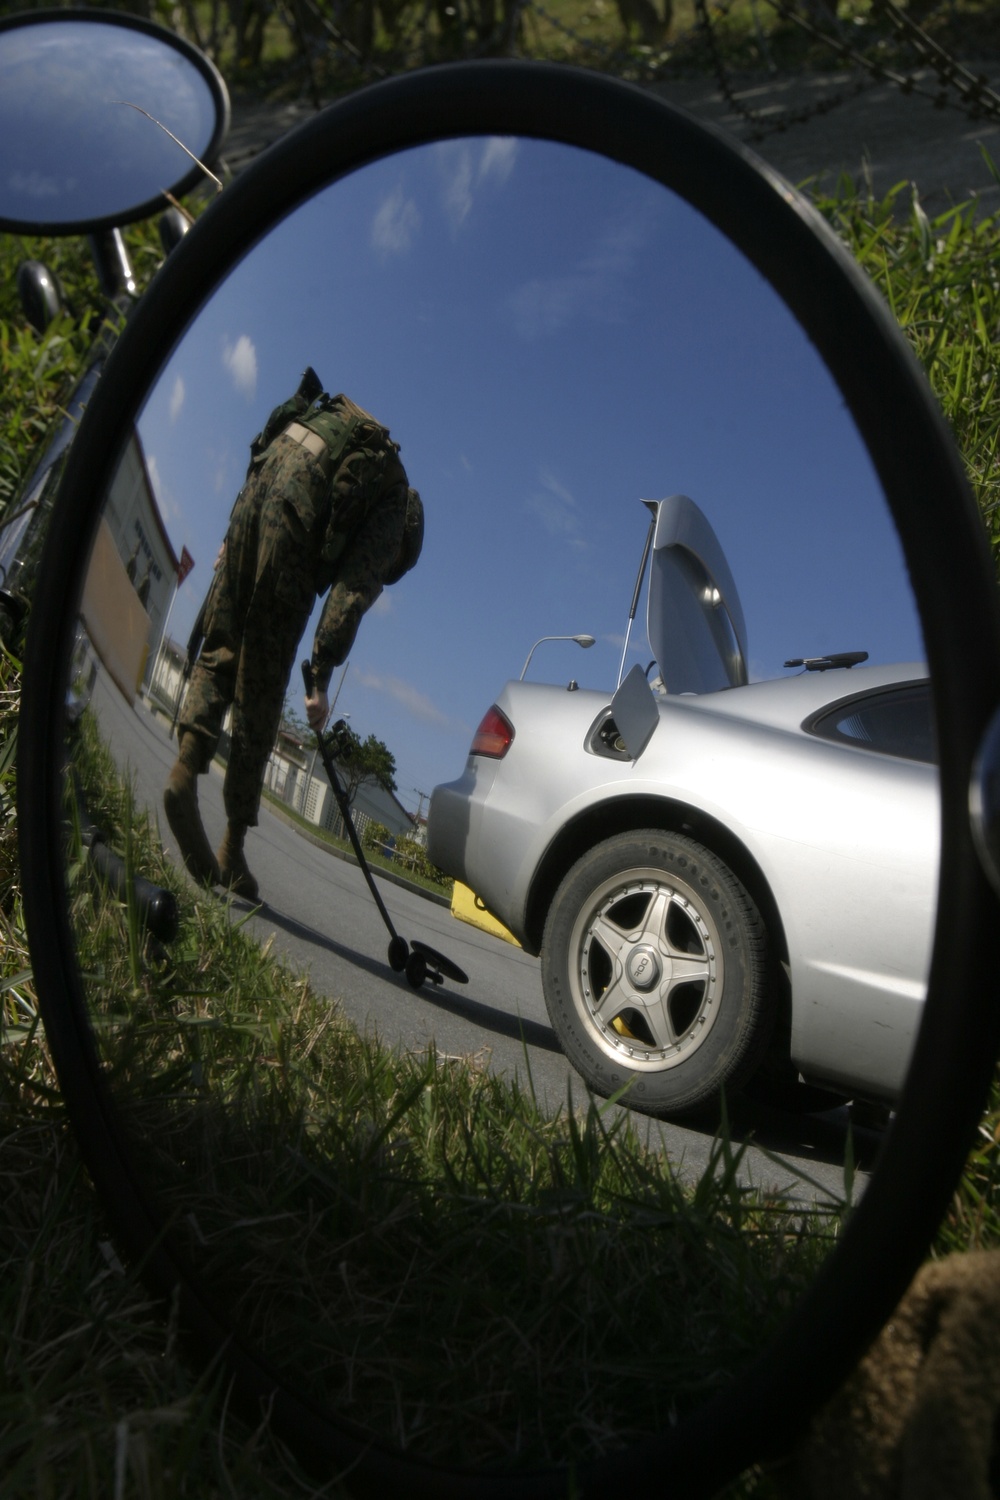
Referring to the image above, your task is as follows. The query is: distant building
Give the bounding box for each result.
[147,634,187,719]
[102,429,180,685]
[264,730,415,842]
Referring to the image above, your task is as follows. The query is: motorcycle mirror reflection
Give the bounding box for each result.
[15,60,1000,1499]
[0,8,229,236]
[0,10,228,655]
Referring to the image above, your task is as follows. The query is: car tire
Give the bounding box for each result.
[541,830,772,1117]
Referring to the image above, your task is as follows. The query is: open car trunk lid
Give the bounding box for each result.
[645,494,748,695]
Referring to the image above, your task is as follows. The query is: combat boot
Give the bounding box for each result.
[218,821,259,901]
[163,732,220,885]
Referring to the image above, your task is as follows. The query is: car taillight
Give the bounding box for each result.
[470,705,514,758]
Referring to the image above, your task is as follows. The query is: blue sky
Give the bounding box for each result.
[136,136,924,817]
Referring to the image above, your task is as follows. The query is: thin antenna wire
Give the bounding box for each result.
[115,102,223,192]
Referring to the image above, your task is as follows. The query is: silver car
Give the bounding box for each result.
[428,496,938,1117]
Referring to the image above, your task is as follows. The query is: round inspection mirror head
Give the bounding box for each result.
[17,59,1000,1498]
[0,7,229,235]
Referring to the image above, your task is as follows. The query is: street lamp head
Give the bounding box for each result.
[520,632,597,680]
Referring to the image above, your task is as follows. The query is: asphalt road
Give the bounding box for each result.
[652,62,1000,214]
[85,666,882,1204]
[223,55,1000,214]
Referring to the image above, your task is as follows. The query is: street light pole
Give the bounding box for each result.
[519,633,596,681]
[329,659,350,716]
[301,711,349,820]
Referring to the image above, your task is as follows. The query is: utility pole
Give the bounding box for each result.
[300,661,349,819]
[329,659,350,716]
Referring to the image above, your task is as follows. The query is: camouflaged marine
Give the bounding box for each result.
[164,382,424,900]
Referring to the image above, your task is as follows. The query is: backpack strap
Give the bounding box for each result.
[297,393,391,467]
[247,393,308,465]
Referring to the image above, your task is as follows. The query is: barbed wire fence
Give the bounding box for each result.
[528,0,1000,137]
[143,0,1000,140]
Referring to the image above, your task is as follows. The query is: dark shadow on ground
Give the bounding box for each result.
[230,895,883,1176]
[238,894,563,1053]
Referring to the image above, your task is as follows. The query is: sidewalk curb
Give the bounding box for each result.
[262,792,452,908]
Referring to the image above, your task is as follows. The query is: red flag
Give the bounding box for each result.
[177,547,195,585]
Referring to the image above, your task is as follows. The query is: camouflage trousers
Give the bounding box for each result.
[180,434,330,826]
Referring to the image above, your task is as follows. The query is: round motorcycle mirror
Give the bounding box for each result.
[17,61,1000,1496]
[0,9,229,647]
[0,6,228,236]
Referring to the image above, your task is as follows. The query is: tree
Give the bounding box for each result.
[280,692,311,746]
[331,724,398,807]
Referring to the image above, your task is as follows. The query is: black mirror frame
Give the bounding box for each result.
[0,6,230,236]
[17,60,1000,1498]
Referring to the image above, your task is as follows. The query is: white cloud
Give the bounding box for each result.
[222,335,258,399]
[145,451,161,494]
[10,170,59,200]
[444,147,474,229]
[145,454,172,520]
[353,666,461,731]
[436,137,518,231]
[508,275,589,340]
[478,136,517,186]
[168,375,185,423]
[525,468,587,551]
[372,185,421,256]
[508,217,646,340]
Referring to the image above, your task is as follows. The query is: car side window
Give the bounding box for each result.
[807,681,937,765]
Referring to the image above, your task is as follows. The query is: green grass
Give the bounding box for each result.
[0,654,837,1495]
[814,173,1000,563]
[258,782,454,896]
[61,706,841,1473]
